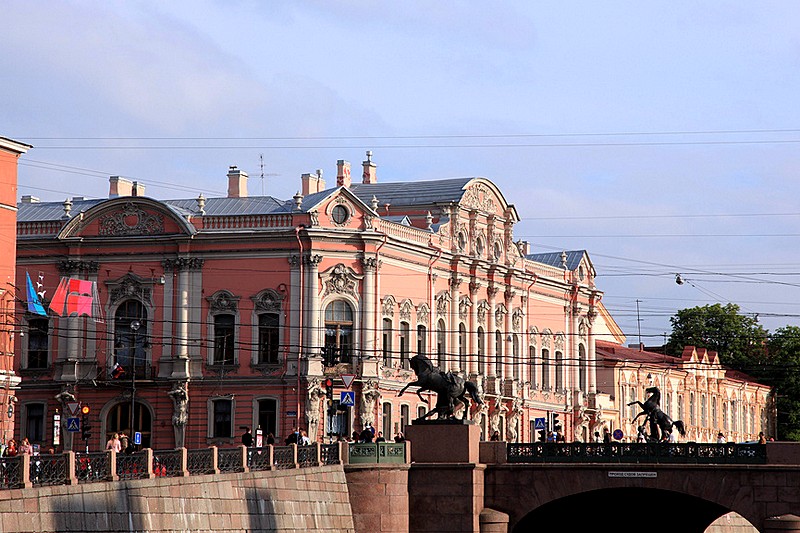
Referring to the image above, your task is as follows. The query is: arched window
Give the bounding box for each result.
[665,392,672,418]
[477,327,485,374]
[701,393,707,427]
[541,349,550,390]
[555,351,564,391]
[325,300,354,364]
[512,334,520,380]
[399,322,410,369]
[529,344,536,387]
[711,396,718,429]
[436,319,446,368]
[416,325,427,357]
[114,300,148,375]
[382,318,393,366]
[382,403,392,441]
[578,344,587,392]
[689,393,696,426]
[458,323,467,372]
[723,401,729,431]
[495,330,503,377]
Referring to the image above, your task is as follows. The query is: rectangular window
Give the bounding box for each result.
[495,331,503,377]
[258,313,280,364]
[382,318,393,366]
[214,315,235,365]
[27,318,49,369]
[213,399,233,438]
[399,322,410,369]
[25,403,45,443]
[257,398,277,438]
[417,325,427,357]
[382,403,392,442]
[400,405,410,434]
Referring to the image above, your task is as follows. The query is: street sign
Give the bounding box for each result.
[134,432,142,445]
[286,411,297,417]
[67,402,80,416]
[613,429,624,441]
[534,417,546,430]
[340,391,355,406]
[66,417,80,432]
[341,374,356,389]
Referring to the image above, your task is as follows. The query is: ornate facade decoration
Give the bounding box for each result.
[381,295,396,317]
[359,255,380,273]
[207,290,239,312]
[251,289,283,312]
[494,303,508,325]
[321,264,361,299]
[529,326,539,346]
[555,333,566,351]
[416,303,429,326]
[360,380,381,428]
[459,296,472,321]
[541,330,552,349]
[57,259,100,275]
[399,300,413,322]
[579,318,588,340]
[98,203,164,236]
[461,183,498,214]
[306,378,326,442]
[161,257,204,272]
[435,292,450,317]
[477,300,489,325]
[108,273,152,305]
[512,308,523,332]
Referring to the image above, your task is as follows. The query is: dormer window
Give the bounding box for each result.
[332,205,349,224]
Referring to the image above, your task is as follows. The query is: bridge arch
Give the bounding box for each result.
[511,487,749,533]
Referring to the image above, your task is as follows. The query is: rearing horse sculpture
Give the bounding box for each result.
[628,386,687,441]
[397,354,483,420]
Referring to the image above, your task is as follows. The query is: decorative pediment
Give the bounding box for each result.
[459,296,473,321]
[541,329,553,349]
[251,289,283,312]
[98,202,164,236]
[416,303,430,325]
[107,273,152,305]
[435,292,451,316]
[477,300,489,325]
[512,308,523,332]
[321,264,362,299]
[207,290,239,312]
[554,333,566,351]
[382,295,397,317]
[528,326,539,346]
[461,182,499,215]
[399,299,413,322]
[494,303,508,324]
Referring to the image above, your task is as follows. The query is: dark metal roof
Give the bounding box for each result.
[526,250,586,271]
[167,196,291,216]
[349,177,474,207]
[17,199,104,222]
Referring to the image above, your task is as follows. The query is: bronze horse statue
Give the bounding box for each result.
[397,354,483,420]
[628,386,686,441]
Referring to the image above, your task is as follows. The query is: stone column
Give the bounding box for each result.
[306,254,322,352]
[361,257,378,360]
[468,281,480,376]
[450,274,461,373]
[503,289,514,381]
[486,284,497,379]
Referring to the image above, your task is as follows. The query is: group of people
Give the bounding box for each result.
[238,424,407,446]
[1,438,34,457]
[105,432,135,454]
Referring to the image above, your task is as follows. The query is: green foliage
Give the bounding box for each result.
[666,303,766,370]
[765,326,800,442]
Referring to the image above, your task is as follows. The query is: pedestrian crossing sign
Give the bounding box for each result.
[340,391,355,406]
[66,417,80,432]
[534,417,546,430]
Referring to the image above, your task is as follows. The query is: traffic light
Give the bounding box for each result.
[537,429,546,442]
[551,412,562,433]
[324,378,334,403]
[81,405,92,441]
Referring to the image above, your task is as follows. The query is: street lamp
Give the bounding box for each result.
[129,320,141,441]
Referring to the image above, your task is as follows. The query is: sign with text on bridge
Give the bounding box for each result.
[340,391,355,407]
[534,417,546,430]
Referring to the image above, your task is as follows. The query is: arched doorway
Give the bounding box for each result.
[105,401,153,449]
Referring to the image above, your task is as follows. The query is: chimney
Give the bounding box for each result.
[132,181,145,197]
[362,150,377,184]
[20,195,39,203]
[227,166,248,198]
[301,169,326,195]
[109,176,133,198]
[337,160,352,188]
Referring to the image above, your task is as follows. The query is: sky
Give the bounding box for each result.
[3,1,800,344]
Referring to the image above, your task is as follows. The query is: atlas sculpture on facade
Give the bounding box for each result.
[628,386,686,442]
[397,354,483,421]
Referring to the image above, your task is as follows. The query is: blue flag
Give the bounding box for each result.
[26,272,47,316]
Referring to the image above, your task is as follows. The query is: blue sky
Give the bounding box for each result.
[4,1,800,343]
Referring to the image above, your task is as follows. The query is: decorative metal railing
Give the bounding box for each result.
[506,442,767,464]
[297,445,317,468]
[218,448,245,473]
[116,451,149,480]
[75,452,109,483]
[187,448,215,475]
[348,442,407,464]
[153,449,183,478]
[31,453,69,487]
[320,444,340,466]
[272,445,295,470]
[0,456,24,489]
[247,447,273,471]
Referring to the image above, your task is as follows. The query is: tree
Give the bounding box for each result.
[666,303,767,370]
[764,326,800,441]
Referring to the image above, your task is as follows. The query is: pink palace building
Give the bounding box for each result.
[13,152,624,451]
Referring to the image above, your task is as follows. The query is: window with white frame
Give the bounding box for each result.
[495,330,503,377]
[213,314,236,365]
[24,403,45,443]
[417,325,427,357]
[257,312,280,364]
[211,397,233,438]
[382,318,393,366]
[477,327,485,374]
[399,322,410,369]
[436,319,446,368]
[26,318,50,369]
[324,300,354,364]
[458,323,467,372]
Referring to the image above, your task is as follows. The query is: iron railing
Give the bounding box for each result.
[506,442,767,464]
[0,443,344,489]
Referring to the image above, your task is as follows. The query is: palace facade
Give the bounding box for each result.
[13,153,626,450]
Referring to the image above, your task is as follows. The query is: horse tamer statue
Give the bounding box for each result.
[628,386,686,442]
[397,354,483,421]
